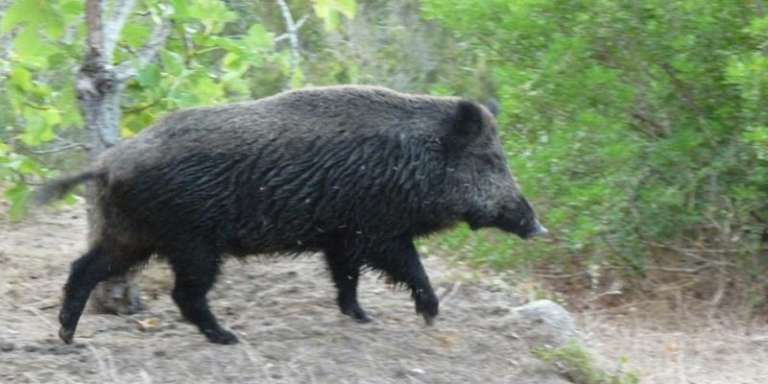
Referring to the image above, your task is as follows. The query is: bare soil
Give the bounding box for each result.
[581,305,768,384]
[1,203,766,383]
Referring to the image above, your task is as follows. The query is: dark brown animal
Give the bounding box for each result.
[37,85,547,344]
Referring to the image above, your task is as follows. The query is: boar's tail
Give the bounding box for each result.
[34,169,104,205]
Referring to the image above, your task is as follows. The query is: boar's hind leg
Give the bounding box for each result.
[59,243,147,344]
[368,237,439,325]
[167,249,238,345]
[324,245,371,323]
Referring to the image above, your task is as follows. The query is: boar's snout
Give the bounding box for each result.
[519,219,548,239]
[492,196,548,240]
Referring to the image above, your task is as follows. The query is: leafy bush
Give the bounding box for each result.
[422,0,768,295]
[533,341,640,384]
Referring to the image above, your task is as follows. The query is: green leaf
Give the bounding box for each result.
[208,36,244,54]
[5,183,30,222]
[57,86,82,126]
[12,28,60,68]
[243,24,273,50]
[137,63,162,88]
[168,86,200,108]
[1,0,65,38]
[41,109,62,127]
[121,24,151,49]
[171,0,190,20]
[222,52,246,72]
[8,67,33,92]
[189,75,225,102]
[186,0,237,33]
[313,0,357,31]
[290,67,305,89]
[161,50,185,76]
[60,1,84,17]
[19,113,54,146]
[18,158,44,176]
[46,52,70,67]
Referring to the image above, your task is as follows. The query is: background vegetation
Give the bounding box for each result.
[1,0,766,311]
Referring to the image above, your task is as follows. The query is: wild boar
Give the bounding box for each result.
[37,85,547,344]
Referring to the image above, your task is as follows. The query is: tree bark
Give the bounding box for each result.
[78,0,168,314]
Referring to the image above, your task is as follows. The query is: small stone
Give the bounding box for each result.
[153,350,166,357]
[136,318,162,332]
[0,342,15,352]
[512,300,577,348]
[23,345,39,353]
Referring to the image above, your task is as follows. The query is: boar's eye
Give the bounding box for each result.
[477,153,504,169]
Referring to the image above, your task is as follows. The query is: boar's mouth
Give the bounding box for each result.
[516,219,549,239]
[465,198,548,240]
[491,214,549,239]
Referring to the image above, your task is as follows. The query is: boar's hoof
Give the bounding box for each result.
[203,328,239,345]
[341,305,372,323]
[59,327,75,344]
[416,294,439,326]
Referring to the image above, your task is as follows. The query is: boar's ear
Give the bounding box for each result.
[444,101,483,152]
[484,99,500,117]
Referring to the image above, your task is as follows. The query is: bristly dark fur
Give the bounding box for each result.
[41,85,543,345]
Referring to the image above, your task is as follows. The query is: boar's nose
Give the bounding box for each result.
[525,220,549,239]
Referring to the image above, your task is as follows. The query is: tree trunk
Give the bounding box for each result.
[76,55,144,314]
[76,0,147,315]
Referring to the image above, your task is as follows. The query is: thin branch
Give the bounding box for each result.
[275,0,307,87]
[272,15,308,44]
[756,0,766,17]
[0,0,12,17]
[644,265,717,274]
[295,15,309,30]
[29,142,90,154]
[659,63,705,118]
[0,27,18,78]
[103,0,137,63]
[124,97,163,114]
[116,17,171,81]
[630,111,668,138]
[85,0,106,63]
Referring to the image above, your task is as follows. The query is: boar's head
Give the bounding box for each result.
[442,101,547,240]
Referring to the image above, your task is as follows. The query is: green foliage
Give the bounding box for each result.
[2,0,766,306]
[1,0,372,219]
[533,341,640,384]
[422,0,768,281]
[312,0,357,31]
[0,0,295,219]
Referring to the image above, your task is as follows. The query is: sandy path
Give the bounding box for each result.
[2,204,767,384]
[0,204,546,384]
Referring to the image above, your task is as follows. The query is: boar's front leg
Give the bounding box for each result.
[324,242,371,323]
[368,236,439,325]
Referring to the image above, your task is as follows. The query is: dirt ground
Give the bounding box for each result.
[1,203,767,383]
